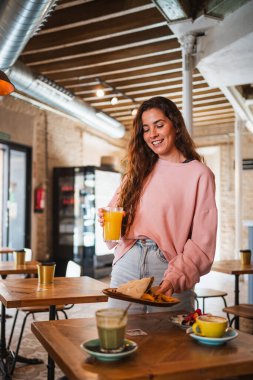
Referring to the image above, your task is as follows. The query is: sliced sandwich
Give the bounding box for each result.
[117,277,154,299]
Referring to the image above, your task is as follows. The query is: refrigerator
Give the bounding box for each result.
[52,166,121,277]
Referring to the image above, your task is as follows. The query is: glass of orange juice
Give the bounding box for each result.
[103,207,124,242]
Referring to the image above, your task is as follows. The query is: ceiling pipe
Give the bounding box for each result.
[0,0,125,139]
[7,62,125,139]
[0,0,58,70]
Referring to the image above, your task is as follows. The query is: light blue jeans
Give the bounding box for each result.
[109,239,195,314]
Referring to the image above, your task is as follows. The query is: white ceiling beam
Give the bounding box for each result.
[221,86,253,134]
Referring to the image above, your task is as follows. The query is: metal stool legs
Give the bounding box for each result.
[7,309,19,350]
[7,307,68,374]
[10,312,33,374]
[196,292,230,322]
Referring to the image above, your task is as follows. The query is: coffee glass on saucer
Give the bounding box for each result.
[192,315,228,338]
[96,308,128,353]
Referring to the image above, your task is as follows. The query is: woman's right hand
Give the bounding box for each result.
[97,208,104,227]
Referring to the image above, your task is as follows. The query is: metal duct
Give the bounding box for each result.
[0,0,57,69]
[7,62,125,139]
[0,0,125,139]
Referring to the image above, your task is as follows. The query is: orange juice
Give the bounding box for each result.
[103,207,124,242]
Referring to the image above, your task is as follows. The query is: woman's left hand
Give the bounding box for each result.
[155,280,174,297]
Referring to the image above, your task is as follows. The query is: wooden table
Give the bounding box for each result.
[0,260,38,277]
[0,248,15,254]
[212,260,253,305]
[0,248,15,263]
[32,312,253,380]
[212,260,253,329]
[0,276,108,379]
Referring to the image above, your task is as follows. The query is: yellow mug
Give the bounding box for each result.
[192,315,228,338]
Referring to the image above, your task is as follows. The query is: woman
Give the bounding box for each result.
[99,96,217,313]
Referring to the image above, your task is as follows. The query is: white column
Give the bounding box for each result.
[179,34,195,136]
[234,115,243,258]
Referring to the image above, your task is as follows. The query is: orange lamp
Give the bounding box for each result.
[0,70,15,96]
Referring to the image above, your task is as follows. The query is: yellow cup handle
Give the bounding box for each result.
[192,322,205,336]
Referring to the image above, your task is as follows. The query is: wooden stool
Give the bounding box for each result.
[223,304,253,327]
[195,288,228,314]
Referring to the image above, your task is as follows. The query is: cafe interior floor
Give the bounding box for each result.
[2,270,251,380]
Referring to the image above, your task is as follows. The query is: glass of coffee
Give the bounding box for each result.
[103,207,124,242]
[96,308,128,353]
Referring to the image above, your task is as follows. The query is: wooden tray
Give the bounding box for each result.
[102,288,180,307]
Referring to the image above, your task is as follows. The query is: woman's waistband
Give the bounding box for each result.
[123,236,158,247]
[136,238,157,247]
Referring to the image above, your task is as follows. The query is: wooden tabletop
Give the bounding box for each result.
[0,248,15,254]
[0,276,108,308]
[31,312,253,380]
[212,260,253,275]
[0,260,38,275]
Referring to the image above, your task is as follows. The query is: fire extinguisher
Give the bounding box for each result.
[34,184,45,213]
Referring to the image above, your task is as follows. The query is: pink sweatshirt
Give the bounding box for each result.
[108,159,217,293]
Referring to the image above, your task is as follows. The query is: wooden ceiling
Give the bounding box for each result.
[19,0,235,140]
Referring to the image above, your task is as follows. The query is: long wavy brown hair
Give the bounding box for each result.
[118,96,203,235]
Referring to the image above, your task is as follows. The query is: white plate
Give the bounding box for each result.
[169,314,190,329]
[80,338,138,361]
[190,328,238,346]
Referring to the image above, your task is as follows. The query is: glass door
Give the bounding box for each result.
[0,141,31,251]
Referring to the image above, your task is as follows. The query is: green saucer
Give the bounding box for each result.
[80,338,138,362]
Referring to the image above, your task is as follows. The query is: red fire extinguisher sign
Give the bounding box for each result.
[34,185,45,213]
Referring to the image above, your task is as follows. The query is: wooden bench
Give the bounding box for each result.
[223,304,253,327]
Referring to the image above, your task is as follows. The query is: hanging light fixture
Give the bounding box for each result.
[0,70,15,96]
[96,88,105,98]
[131,107,138,117]
[111,96,119,105]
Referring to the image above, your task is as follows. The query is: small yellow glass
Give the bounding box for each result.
[37,262,56,285]
[240,249,251,266]
[13,250,26,266]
